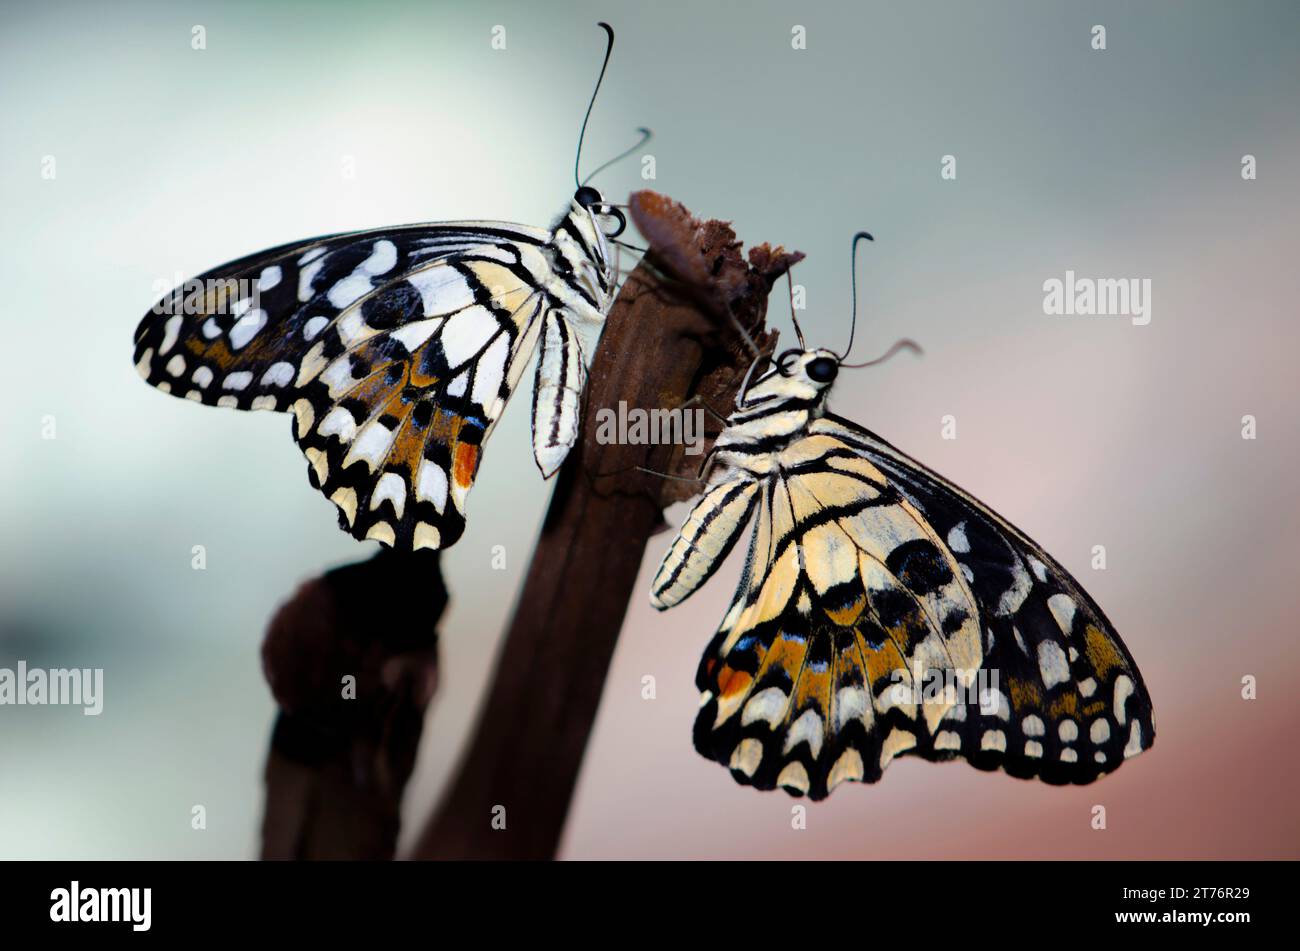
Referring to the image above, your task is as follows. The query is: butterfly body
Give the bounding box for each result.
[651,347,1155,800]
[134,196,620,551]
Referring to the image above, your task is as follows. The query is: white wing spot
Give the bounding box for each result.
[729,738,763,777]
[319,406,358,442]
[934,730,962,751]
[390,318,442,352]
[303,315,329,340]
[370,472,407,520]
[257,265,282,291]
[327,273,373,310]
[827,749,864,791]
[980,729,1007,752]
[440,306,498,368]
[995,557,1032,616]
[833,686,868,731]
[229,308,267,349]
[741,686,788,728]
[298,257,326,302]
[362,239,397,275]
[1124,720,1144,758]
[260,362,295,388]
[1114,675,1135,725]
[1047,593,1077,635]
[160,315,183,355]
[783,708,824,759]
[776,762,810,795]
[1037,640,1071,689]
[415,460,449,514]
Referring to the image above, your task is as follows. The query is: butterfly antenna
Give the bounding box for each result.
[581,127,652,186]
[574,22,616,188]
[728,313,761,359]
[786,271,807,349]
[841,337,923,369]
[841,230,874,360]
[736,348,767,401]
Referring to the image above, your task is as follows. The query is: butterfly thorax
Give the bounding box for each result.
[708,350,837,477]
[543,200,615,324]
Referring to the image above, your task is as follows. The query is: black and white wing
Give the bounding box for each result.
[813,414,1155,783]
[651,417,1154,799]
[133,222,554,550]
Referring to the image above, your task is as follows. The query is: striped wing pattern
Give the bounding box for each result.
[133,222,555,549]
[653,416,1154,799]
[817,415,1156,782]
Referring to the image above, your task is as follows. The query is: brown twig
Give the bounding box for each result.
[410,190,801,860]
[260,549,444,860]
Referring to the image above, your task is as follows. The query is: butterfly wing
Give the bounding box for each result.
[814,414,1156,783]
[680,430,983,799]
[684,420,1153,798]
[133,222,554,549]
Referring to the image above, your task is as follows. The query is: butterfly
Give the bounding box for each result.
[650,233,1155,800]
[133,23,637,551]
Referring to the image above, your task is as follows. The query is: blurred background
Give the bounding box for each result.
[2,0,1297,859]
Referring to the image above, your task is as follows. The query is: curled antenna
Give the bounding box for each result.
[840,230,874,360]
[582,127,653,186]
[574,22,616,188]
[786,271,807,349]
[841,337,923,369]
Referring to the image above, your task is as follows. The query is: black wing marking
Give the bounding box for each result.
[813,414,1156,784]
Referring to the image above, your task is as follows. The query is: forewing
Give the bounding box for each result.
[133,222,550,410]
[133,223,553,550]
[812,414,1156,783]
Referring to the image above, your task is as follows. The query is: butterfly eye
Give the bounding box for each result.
[806,357,839,384]
[574,186,602,208]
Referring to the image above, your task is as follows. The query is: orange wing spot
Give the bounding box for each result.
[1047,692,1080,719]
[453,442,479,488]
[184,336,236,371]
[717,667,753,700]
[1084,624,1125,679]
[861,633,905,687]
[825,595,865,627]
[1007,676,1044,711]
